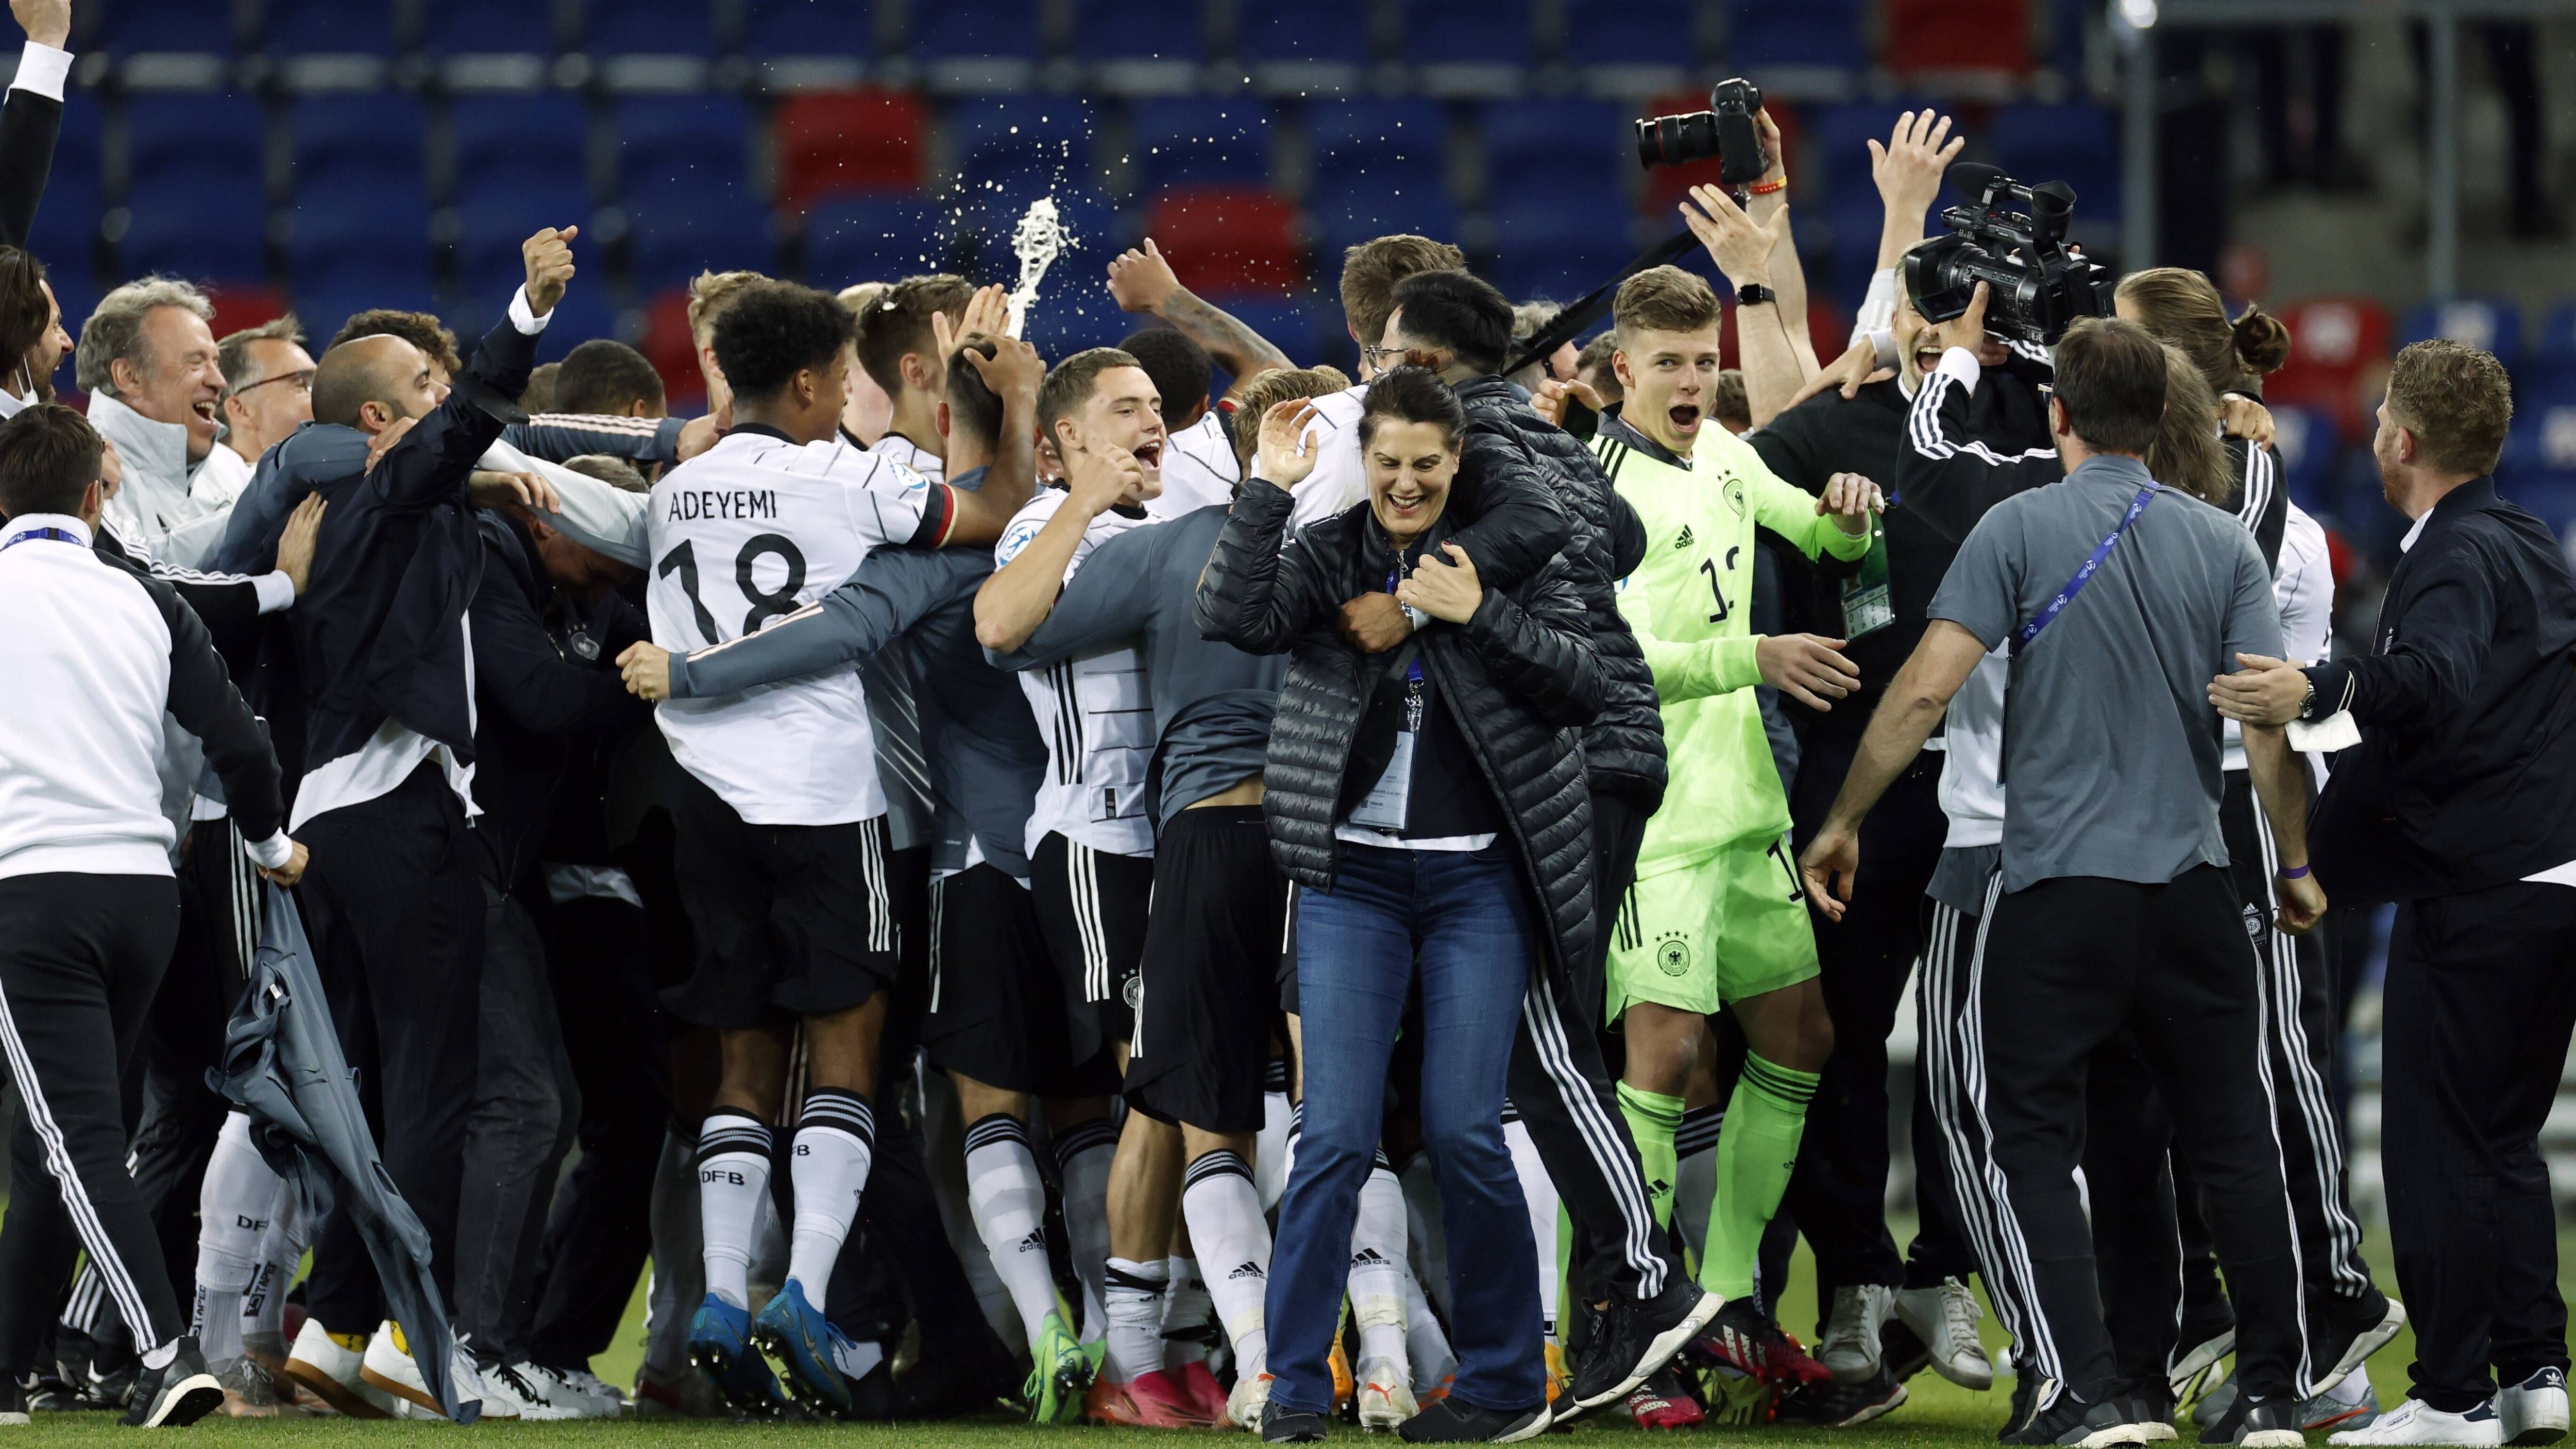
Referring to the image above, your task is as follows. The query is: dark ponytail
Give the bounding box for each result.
[2230,304,2291,376]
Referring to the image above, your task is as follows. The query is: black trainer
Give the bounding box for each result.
[1884,1319,1934,1384]
[2117,1382,2182,1442]
[120,1336,224,1429]
[2005,1387,2154,1447]
[1,1374,27,1427]
[2198,1393,2307,1447]
[1264,1400,1330,1443]
[2304,1292,2405,1400]
[1776,1367,1910,1428]
[2002,1366,2043,1441]
[1571,1273,1719,1412]
[890,1342,1018,1419]
[1398,1396,1551,1443]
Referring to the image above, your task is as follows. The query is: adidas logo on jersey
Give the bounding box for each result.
[1018,1231,1047,1254]
[1673,525,1695,551]
[1228,1262,1266,1282]
[1349,1248,1389,1267]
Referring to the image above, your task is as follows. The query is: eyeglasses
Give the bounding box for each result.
[1361,344,1407,373]
[230,368,315,399]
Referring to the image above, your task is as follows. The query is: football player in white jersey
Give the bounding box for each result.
[641,281,1032,1418]
[852,274,1007,481]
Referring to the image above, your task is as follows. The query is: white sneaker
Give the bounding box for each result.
[2502,1370,2570,1446]
[1896,1278,1996,1391]
[279,1318,397,1419]
[2330,1398,2506,1447]
[546,1367,627,1418]
[478,1362,577,1421]
[1356,1356,1418,1431]
[1228,1369,1273,1429]
[1820,1284,1894,1384]
[359,1322,500,1422]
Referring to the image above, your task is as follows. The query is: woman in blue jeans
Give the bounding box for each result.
[1194,368,1605,1444]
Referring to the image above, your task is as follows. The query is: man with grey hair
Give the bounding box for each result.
[215,314,315,472]
[77,277,233,566]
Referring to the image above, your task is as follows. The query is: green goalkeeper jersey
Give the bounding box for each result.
[1594,423,1873,877]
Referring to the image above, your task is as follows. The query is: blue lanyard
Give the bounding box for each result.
[2011,485,2158,659]
[1386,564,1424,685]
[0,525,79,553]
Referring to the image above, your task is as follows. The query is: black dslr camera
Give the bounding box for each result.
[1636,78,1768,190]
[1903,162,2114,347]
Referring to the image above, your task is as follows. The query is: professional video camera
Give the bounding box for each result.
[1903,162,2114,347]
[1636,77,1769,190]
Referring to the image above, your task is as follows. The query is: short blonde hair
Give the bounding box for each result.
[687,269,767,348]
[1614,266,1721,337]
[1228,365,1352,471]
[1338,235,1464,353]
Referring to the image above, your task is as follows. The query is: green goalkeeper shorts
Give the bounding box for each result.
[1604,833,1820,1023]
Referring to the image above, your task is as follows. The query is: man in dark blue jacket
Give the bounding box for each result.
[268,228,579,1421]
[2214,339,2576,1447]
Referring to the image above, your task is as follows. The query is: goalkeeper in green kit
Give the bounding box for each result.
[1574,262,1884,1385]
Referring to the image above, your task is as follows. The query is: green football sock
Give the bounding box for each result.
[1616,1081,1685,1230]
[1698,1052,1818,1301]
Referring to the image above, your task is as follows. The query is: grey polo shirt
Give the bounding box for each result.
[1927,453,2282,894]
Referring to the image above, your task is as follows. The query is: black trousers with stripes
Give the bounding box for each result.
[0,873,185,1374]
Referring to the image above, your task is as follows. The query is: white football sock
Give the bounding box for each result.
[787,1088,875,1305]
[1396,1150,1451,1321]
[1400,1266,1456,1395]
[1052,1118,1116,1342]
[1503,1113,1561,1332]
[963,1112,1062,1345]
[2328,1366,2374,1405]
[1181,1151,1269,1377]
[1104,1257,1170,1386]
[697,1110,772,1310]
[1673,1103,1722,1269]
[1255,1063,1293,1209]
[1162,1256,1212,1371]
[194,1113,282,1362]
[1349,1154,1411,1368]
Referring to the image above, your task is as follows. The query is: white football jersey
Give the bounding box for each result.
[868,430,945,483]
[1288,384,1370,528]
[995,488,1158,858]
[648,428,951,825]
[1151,410,1240,519]
[1936,646,2007,850]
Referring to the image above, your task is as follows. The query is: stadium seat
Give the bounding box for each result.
[118,178,265,283]
[1481,99,1627,204]
[2498,401,2576,535]
[740,0,867,55]
[2267,295,2393,440]
[1234,0,1372,64]
[1883,0,2029,75]
[1988,103,2120,224]
[1724,0,1867,73]
[1303,100,1447,209]
[451,183,597,294]
[1129,98,1274,196]
[773,91,926,209]
[1562,0,1701,68]
[289,94,428,193]
[260,0,400,54]
[1806,101,1922,213]
[2266,404,2340,512]
[93,0,236,53]
[29,100,103,266]
[1312,192,1464,277]
[419,0,560,55]
[2398,296,2522,364]
[449,94,595,202]
[1397,0,1533,66]
[442,282,616,363]
[1215,296,1326,373]
[1489,198,1633,304]
[947,95,1099,191]
[294,280,439,350]
[803,195,950,288]
[2531,300,2576,366]
[624,179,779,289]
[577,0,720,56]
[1143,186,1303,297]
[910,0,1043,61]
[284,181,434,295]
[612,96,752,197]
[126,94,266,196]
[1073,0,1206,61]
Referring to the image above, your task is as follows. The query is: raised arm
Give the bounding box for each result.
[1682,181,1809,430]
[370,230,575,512]
[628,549,989,702]
[0,0,70,249]
[1107,237,1295,391]
[1195,400,1338,654]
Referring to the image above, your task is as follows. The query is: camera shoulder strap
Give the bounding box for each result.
[2009,484,2159,659]
[1502,229,1703,381]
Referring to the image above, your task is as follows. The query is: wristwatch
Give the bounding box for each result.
[1736,282,1777,308]
[2295,674,2318,722]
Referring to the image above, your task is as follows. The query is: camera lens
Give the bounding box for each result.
[1635,111,1720,170]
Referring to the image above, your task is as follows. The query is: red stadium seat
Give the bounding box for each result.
[772,90,927,213]
[2266,295,2393,441]
[1142,186,1304,298]
[203,286,293,344]
[638,287,707,411]
[1883,0,2030,76]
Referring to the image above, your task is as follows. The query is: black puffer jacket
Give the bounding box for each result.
[1452,376,1665,807]
[1195,478,1605,975]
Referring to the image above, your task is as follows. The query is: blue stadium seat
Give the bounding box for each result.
[2266,404,2340,512]
[803,195,949,288]
[910,0,1043,61]
[94,0,235,53]
[1217,296,1325,371]
[1313,192,1463,271]
[1129,97,1272,196]
[2399,296,2522,363]
[1235,0,1371,63]
[29,101,102,267]
[284,181,434,295]
[1988,102,2120,223]
[1821,186,1884,313]
[1562,0,1699,65]
[419,0,559,55]
[1481,99,1626,202]
[289,95,427,192]
[624,179,778,289]
[1305,100,1446,208]
[2497,401,2576,538]
[452,183,597,294]
[1808,102,1921,212]
[578,0,719,56]
[1073,0,1205,61]
[1397,0,1531,65]
[1489,199,1632,304]
[119,177,264,282]
[1724,0,1865,71]
[612,96,751,197]
[948,96,1099,190]
[2532,301,2576,367]
[261,0,399,55]
[741,0,869,55]
[438,281,615,361]
[450,94,595,201]
[297,280,443,351]
[125,94,265,196]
